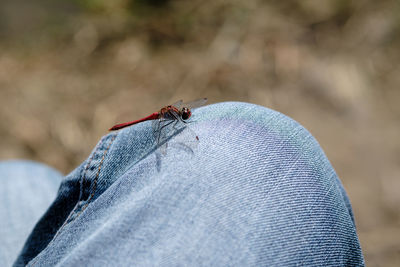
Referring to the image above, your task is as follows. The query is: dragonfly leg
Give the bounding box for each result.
[157,120,174,145]
[172,120,181,130]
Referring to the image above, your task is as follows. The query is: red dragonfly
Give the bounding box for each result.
[109,98,207,145]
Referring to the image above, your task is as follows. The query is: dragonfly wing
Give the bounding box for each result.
[152,119,164,144]
[152,118,168,155]
[152,117,175,145]
[183,98,207,109]
[171,100,183,109]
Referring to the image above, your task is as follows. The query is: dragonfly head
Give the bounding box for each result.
[181,107,192,120]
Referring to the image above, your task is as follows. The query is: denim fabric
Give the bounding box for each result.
[0,161,61,267]
[10,102,363,266]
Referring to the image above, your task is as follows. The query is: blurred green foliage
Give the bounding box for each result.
[74,0,170,14]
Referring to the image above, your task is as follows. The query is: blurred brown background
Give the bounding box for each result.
[0,0,399,266]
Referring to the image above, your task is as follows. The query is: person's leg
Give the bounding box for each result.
[0,160,61,266]
[14,102,364,266]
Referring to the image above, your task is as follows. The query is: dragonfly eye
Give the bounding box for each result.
[181,107,191,120]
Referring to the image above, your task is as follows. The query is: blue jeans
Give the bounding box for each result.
[1,102,364,266]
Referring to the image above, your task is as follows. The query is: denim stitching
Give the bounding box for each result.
[29,133,117,267]
[76,133,117,217]
[53,140,99,237]
[28,149,99,267]
[79,148,98,203]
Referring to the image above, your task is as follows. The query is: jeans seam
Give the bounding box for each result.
[75,133,117,218]
[54,137,103,236]
[28,133,118,267]
[79,146,98,205]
